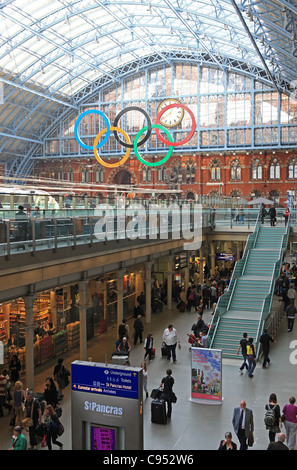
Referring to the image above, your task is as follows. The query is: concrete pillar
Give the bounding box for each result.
[23,294,36,390]
[199,246,204,281]
[184,252,190,290]
[145,261,153,323]
[3,304,10,340]
[210,242,216,275]
[117,269,125,328]
[78,279,88,361]
[50,290,57,327]
[167,255,174,310]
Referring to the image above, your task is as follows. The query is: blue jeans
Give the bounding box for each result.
[239,354,248,371]
[248,358,256,376]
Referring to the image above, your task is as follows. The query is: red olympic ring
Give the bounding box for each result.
[155,103,196,147]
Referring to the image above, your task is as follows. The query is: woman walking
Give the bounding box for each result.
[12,381,25,427]
[264,393,281,443]
[43,405,63,450]
[282,396,297,450]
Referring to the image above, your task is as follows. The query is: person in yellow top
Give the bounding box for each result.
[246,338,256,378]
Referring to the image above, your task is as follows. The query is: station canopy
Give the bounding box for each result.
[0,0,297,165]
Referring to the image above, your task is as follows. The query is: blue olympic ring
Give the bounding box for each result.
[74,109,111,151]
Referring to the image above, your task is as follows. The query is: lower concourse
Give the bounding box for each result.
[0,283,295,451]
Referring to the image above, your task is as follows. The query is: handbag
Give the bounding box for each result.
[248,432,254,447]
[57,420,64,437]
[41,435,47,448]
[281,405,287,423]
[170,391,177,404]
[150,388,162,399]
[21,398,34,428]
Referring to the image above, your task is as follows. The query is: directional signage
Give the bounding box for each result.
[71,361,140,400]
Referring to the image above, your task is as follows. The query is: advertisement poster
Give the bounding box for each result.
[190,348,223,405]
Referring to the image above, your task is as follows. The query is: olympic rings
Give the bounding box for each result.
[93,126,131,168]
[113,107,152,149]
[155,103,196,147]
[74,102,197,168]
[134,124,174,167]
[74,109,110,150]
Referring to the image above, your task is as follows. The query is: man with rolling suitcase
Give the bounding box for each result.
[160,369,175,420]
[151,369,175,424]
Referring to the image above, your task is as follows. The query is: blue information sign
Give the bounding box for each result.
[71,362,139,400]
[215,252,235,261]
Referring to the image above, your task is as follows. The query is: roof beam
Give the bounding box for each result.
[163,0,224,70]
[230,0,280,92]
[0,77,77,109]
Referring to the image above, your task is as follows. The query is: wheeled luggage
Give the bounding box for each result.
[161,342,167,357]
[151,398,167,424]
[111,351,129,365]
[177,300,186,312]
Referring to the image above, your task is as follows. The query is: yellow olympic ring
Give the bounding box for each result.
[93,126,131,168]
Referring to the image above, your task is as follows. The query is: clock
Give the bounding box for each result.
[157,98,184,128]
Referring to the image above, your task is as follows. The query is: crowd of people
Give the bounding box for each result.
[0,356,68,450]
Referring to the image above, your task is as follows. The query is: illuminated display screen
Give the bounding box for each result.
[91,426,116,450]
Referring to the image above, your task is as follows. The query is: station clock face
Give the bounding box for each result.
[157,98,184,128]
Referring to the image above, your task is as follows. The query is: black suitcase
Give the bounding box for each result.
[151,399,167,424]
[161,342,167,357]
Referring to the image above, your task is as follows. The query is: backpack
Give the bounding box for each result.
[264,404,276,427]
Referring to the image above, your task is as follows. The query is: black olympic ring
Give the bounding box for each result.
[113,106,152,149]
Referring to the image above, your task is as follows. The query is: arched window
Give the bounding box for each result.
[230,159,241,180]
[158,166,166,181]
[252,159,262,180]
[95,168,104,183]
[288,158,297,179]
[270,159,280,179]
[186,164,196,184]
[210,160,221,180]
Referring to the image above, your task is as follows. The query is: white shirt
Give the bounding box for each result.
[162,328,180,346]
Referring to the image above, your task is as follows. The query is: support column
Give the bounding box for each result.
[78,279,88,361]
[167,255,174,310]
[210,242,216,275]
[50,290,57,328]
[3,304,10,340]
[145,261,153,323]
[23,294,36,391]
[199,246,204,282]
[184,252,190,291]
[117,269,125,329]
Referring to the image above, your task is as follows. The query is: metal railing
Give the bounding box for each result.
[208,213,262,348]
[254,215,291,359]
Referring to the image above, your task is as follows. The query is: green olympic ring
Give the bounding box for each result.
[133,124,174,167]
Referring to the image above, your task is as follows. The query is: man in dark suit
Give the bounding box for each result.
[232,400,254,450]
[267,433,289,450]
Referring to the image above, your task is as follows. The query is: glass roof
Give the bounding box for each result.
[0,0,297,169]
[1,0,291,97]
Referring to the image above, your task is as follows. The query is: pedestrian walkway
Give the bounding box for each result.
[0,297,296,450]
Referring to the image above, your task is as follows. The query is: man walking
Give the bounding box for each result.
[162,324,181,363]
[268,204,276,226]
[259,329,275,368]
[232,400,254,450]
[160,369,175,420]
[237,332,248,375]
[286,299,297,332]
[133,314,144,345]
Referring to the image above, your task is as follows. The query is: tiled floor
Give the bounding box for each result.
[0,294,295,450]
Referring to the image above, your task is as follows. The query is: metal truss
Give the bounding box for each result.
[0,0,296,182]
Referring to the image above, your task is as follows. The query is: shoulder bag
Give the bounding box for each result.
[21,398,35,428]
